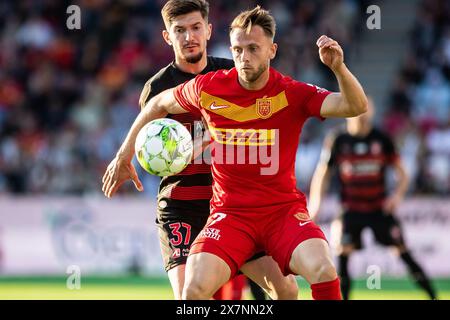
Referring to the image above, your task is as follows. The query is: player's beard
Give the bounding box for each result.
[185,51,204,64]
[242,64,267,83]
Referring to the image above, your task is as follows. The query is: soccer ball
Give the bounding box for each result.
[135,118,193,176]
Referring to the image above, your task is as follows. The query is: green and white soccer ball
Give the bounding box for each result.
[135,118,193,176]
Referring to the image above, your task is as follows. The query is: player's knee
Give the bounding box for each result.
[310,258,338,283]
[393,244,407,255]
[274,276,298,300]
[340,245,354,256]
[317,261,338,283]
[267,275,298,300]
[182,281,210,300]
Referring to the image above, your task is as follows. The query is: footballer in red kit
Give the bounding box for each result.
[105,0,298,301]
[173,67,331,276]
[103,6,368,300]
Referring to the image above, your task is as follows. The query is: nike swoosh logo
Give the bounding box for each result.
[210,102,229,110]
[299,221,312,227]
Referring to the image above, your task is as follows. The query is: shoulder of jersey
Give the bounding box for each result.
[139,64,173,108]
[271,70,301,89]
[209,56,235,70]
[277,71,329,94]
[202,68,234,84]
[146,63,173,86]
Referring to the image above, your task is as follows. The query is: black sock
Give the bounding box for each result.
[338,254,351,300]
[400,251,437,299]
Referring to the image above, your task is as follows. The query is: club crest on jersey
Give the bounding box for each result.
[293,212,310,221]
[256,97,273,119]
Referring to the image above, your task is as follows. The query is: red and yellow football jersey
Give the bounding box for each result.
[174,67,331,215]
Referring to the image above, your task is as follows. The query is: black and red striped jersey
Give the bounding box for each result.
[139,56,234,214]
[327,127,399,213]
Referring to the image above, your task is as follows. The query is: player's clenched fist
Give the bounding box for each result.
[316,35,344,72]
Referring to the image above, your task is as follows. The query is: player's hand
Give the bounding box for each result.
[102,156,143,198]
[383,194,402,214]
[316,35,344,72]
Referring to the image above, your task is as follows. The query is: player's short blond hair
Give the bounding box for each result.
[229,6,276,40]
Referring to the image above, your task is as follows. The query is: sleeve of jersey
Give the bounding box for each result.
[139,79,156,110]
[297,82,332,120]
[173,76,204,117]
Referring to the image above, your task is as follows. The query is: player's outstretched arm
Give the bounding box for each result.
[316,35,368,118]
[308,134,334,220]
[383,159,409,214]
[101,88,186,198]
[308,162,330,220]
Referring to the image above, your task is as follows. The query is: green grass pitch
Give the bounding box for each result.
[1,276,449,300]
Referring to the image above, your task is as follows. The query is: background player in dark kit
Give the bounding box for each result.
[309,98,437,300]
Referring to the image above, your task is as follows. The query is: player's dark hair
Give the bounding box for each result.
[230,6,276,40]
[161,0,209,29]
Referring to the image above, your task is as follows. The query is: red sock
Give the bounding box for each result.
[229,275,246,300]
[213,275,246,300]
[311,278,342,300]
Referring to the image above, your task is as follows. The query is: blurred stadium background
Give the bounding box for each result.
[0,0,449,299]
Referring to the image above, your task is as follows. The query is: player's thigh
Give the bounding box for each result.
[167,264,186,300]
[183,252,232,299]
[184,213,257,298]
[264,211,329,278]
[240,255,298,300]
[190,211,257,278]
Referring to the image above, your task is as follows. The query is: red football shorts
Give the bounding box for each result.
[189,204,327,277]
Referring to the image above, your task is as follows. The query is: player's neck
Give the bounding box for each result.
[174,55,208,74]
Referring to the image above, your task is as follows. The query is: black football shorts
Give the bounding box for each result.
[340,210,405,249]
[156,207,209,272]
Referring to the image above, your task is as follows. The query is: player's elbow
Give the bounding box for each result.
[346,96,368,118]
[349,96,368,117]
[359,95,369,114]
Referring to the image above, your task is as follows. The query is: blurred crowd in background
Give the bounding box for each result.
[382,0,450,194]
[0,0,448,197]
